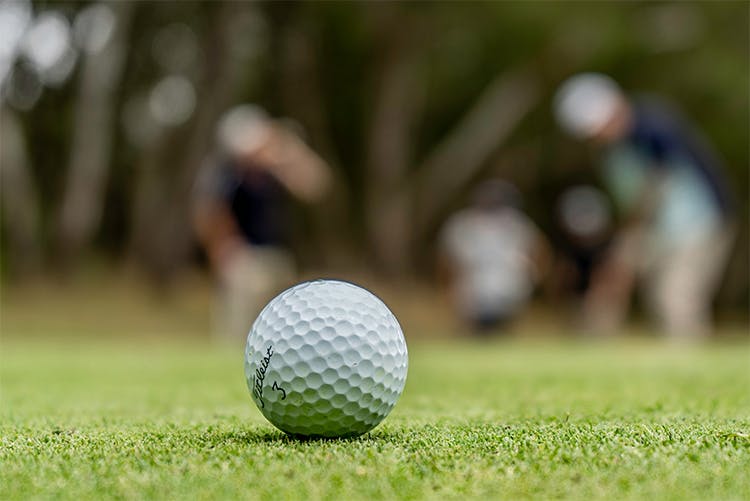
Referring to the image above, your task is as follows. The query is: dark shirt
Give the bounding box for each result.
[625,98,734,218]
[214,161,289,246]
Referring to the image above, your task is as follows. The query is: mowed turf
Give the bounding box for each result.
[1,338,749,500]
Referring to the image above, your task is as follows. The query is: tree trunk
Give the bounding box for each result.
[363,10,422,275]
[365,47,421,274]
[56,2,133,268]
[0,106,42,276]
[278,21,353,269]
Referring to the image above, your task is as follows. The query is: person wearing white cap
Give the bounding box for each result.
[193,105,331,341]
[554,73,735,338]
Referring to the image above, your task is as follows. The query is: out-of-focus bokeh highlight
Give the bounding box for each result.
[1,1,747,342]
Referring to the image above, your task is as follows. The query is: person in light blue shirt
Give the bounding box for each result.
[554,73,735,338]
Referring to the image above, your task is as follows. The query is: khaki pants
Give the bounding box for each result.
[584,225,735,338]
[644,226,735,338]
[215,245,295,343]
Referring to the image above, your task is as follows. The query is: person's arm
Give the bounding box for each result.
[255,125,332,203]
[581,231,638,332]
[193,198,244,271]
[624,169,667,229]
[191,161,245,271]
[624,124,674,228]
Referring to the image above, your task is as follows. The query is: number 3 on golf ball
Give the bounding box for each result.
[244,279,408,438]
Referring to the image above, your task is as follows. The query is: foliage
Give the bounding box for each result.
[2,2,747,297]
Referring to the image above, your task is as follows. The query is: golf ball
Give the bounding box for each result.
[244,279,408,438]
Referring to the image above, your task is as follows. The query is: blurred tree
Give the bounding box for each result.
[363,5,423,275]
[56,1,133,268]
[0,105,41,275]
[1,1,746,310]
[276,5,351,268]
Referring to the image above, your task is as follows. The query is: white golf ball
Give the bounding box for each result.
[244,279,408,438]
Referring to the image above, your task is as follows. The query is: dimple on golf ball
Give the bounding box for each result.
[244,279,408,438]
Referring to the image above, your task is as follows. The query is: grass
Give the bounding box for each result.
[2,337,749,500]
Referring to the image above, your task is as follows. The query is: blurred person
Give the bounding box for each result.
[551,184,614,322]
[438,180,549,334]
[193,105,331,341]
[554,73,736,338]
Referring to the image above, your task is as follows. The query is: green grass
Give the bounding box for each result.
[1,338,749,500]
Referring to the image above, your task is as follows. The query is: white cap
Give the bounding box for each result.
[216,104,272,156]
[554,73,623,139]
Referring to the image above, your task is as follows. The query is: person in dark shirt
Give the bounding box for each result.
[220,163,288,246]
[193,105,331,341]
[554,73,736,338]
[551,184,614,323]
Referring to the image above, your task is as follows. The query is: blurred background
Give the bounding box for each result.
[1,0,748,341]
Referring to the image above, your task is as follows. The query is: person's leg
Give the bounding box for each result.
[215,247,263,343]
[649,226,734,339]
[257,247,296,296]
[470,310,515,335]
[214,245,296,343]
[582,228,641,334]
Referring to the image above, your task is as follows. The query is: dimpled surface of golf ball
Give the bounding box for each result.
[244,279,408,438]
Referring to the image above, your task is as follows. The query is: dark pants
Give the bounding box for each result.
[471,310,515,334]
